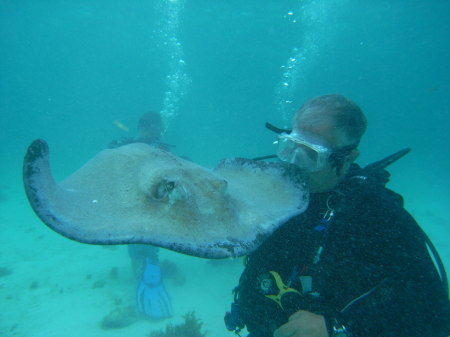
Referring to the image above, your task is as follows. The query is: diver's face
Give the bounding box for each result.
[293,111,358,193]
[138,123,163,140]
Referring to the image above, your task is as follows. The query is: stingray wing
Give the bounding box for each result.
[23,139,309,258]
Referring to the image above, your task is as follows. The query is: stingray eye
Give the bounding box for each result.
[152,179,176,200]
[166,181,175,192]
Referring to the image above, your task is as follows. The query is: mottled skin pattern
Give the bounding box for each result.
[23,139,308,259]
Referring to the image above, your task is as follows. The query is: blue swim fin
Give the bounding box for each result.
[136,262,172,318]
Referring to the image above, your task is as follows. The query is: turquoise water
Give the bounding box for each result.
[0,1,449,336]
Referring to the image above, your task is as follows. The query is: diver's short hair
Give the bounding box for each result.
[294,94,367,142]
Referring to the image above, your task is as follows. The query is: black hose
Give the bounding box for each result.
[252,154,278,161]
[363,148,411,172]
[420,227,449,297]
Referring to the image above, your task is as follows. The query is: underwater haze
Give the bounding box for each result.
[1,0,449,336]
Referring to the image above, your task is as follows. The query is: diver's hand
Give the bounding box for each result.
[273,310,329,337]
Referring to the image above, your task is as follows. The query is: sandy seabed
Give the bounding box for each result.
[0,169,448,337]
[0,173,244,337]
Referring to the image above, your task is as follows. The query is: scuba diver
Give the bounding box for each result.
[224,95,450,337]
[108,111,173,152]
[109,111,173,319]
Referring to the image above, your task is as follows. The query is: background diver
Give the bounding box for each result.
[110,111,173,320]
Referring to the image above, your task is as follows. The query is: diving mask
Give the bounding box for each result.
[277,132,332,172]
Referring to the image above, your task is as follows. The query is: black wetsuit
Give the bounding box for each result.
[232,164,450,337]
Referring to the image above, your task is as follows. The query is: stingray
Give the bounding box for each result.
[23,139,309,258]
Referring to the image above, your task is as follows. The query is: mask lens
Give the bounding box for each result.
[299,145,320,163]
[277,134,330,171]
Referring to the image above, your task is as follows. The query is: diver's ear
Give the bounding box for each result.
[337,149,359,178]
[347,149,359,163]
